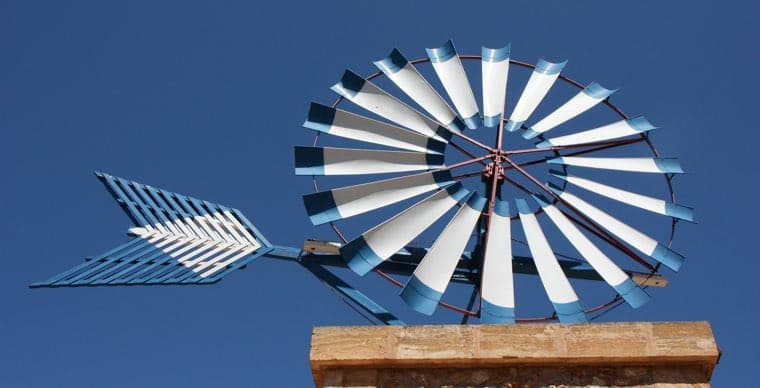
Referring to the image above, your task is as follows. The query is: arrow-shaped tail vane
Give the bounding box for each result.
[30,172,272,288]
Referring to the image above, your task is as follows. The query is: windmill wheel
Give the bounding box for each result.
[296,41,691,323]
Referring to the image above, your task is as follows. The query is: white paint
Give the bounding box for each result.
[530,90,604,134]
[320,147,441,175]
[362,187,463,262]
[508,70,561,124]
[332,171,450,220]
[481,56,509,122]
[555,190,658,256]
[431,56,480,123]
[480,208,515,309]
[412,198,482,293]
[379,61,459,130]
[518,209,580,304]
[333,78,447,141]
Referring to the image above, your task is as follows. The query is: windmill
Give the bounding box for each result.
[32,41,691,326]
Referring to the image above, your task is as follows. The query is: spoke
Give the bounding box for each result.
[504,136,647,170]
[506,138,644,156]
[440,155,492,172]
[448,129,496,153]
[503,156,655,271]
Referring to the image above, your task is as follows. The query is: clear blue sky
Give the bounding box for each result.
[1,1,756,386]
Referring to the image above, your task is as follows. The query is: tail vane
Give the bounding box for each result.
[30,173,272,288]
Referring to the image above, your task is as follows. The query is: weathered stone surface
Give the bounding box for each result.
[310,322,718,388]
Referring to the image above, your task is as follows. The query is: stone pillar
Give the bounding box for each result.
[310,321,719,387]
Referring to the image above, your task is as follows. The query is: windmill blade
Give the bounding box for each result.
[481,45,511,128]
[531,194,649,308]
[303,170,455,225]
[31,173,272,287]
[548,182,684,271]
[547,156,684,174]
[536,116,656,147]
[340,183,470,276]
[374,48,465,132]
[426,40,481,129]
[303,103,446,154]
[523,82,617,139]
[480,200,515,323]
[505,59,567,132]
[294,146,444,176]
[400,194,486,315]
[331,70,451,142]
[516,198,587,323]
[551,170,694,221]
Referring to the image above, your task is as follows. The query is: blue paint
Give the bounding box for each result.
[425,152,445,168]
[466,193,487,211]
[399,275,442,315]
[583,82,616,99]
[493,200,510,217]
[294,146,325,175]
[340,236,384,276]
[445,116,467,132]
[504,119,523,132]
[521,127,540,139]
[373,48,408,74]
[483,114,501,128]
[654,158,684,173]
[665,203,695,222]
[303,102,335,132]
[651,243,684,271]
[548,169,567,178]
[535,139,553,148]
[546,181,565,196]
[330,70,365,98]
[545,156,564,165]
[462,113,482,129]
[302,191,340,225]
[445,182,470,202]
[480,299,515,324]
[432,170,455,185]
[535,59,567,75]
[434,125,454,142]
[628,116,657,132]
[553,300,588,323]
[481,44,510,62]
[531,193,552,208]
[426,137,447,154]
[613,278,650,308]
[514,197,532,214]
[426,40,457,63]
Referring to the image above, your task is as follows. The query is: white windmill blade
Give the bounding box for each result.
[547,156,684,174]
[516,198,587,323]
[400,194,486,315]
[551,170,694,221]
[480,200,515,323]
[481,45,511,128]
[536,116,656,148]
[547,182,684,271]
[331,70,451,142]
[505,59,567,132]
[523,82,617,139]
[303,103,446,154]
[426,40,481,129]
[303,170,455,225]
[294,146,444,176]
[531,194,650,308]
[374,48,465,132]
[340,183,471,276]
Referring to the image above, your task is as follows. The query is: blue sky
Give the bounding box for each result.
[2,1,756,386]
